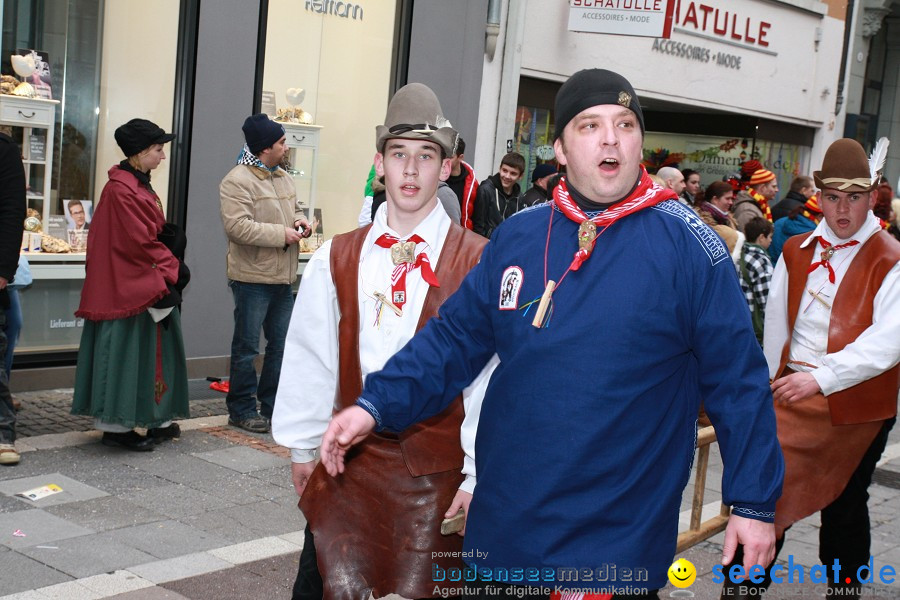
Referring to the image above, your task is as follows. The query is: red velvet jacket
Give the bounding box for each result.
[75,166,179,320]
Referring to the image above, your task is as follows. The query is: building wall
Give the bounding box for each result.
[180,0,262,365]
[520,0,837,126]
[478,0,849,184]
[407,0,489,162]
[876,16,900,185]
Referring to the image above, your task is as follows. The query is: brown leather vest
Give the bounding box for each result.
[780,230,900,425]
[330,222,487,476]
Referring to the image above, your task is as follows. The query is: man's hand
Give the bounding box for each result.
[771,372,820,406]
[294,217,312,239]
[0,276,7,291]
[284,226,304,245]
[320,406,376,476]
[291,460,318,498]
[721,514,776,576]
[444,490,473,536]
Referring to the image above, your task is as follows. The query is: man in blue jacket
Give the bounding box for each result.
[319,69,784,599]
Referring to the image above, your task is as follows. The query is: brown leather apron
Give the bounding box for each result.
[300,223,487,599]
[301,439,465,599]
[773,367,883,535]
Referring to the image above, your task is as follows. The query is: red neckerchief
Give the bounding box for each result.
[549,167,676,276]
[807,237,860,283]
[524,168,675,329]
[373,233,439,308]
[749,188,774,222]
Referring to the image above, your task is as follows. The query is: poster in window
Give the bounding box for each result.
[64,199,92,251]
[15,49,52,100]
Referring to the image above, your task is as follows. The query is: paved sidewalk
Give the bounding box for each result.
[2,385,900,599]
[2,384,308,600]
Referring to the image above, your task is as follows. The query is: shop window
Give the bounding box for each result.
[261,0,398,245]
[2,0,181,357]
[643,131,810,199]
[513,105,558,186]
[1,0,179,249]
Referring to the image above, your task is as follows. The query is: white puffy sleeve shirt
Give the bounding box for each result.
[763,212,900,395]
[273,201,495,493]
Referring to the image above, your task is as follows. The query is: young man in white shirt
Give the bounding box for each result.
[272,83,493,600]
[725,138,900,599]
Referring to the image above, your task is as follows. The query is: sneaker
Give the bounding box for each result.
[148,423,181,443]
[228,414,270,433]
[101,431,155,452]
[0,443,20,465]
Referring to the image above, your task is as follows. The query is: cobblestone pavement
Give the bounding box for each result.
[12,379,229,437]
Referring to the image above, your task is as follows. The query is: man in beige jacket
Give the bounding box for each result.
[219,114,308,433]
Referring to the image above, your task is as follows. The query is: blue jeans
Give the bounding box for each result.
[0,303,16,444]
[3,288,22,377]
[226,280,294,420]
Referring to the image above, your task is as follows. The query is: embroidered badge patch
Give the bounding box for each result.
[392,290,406,305]
[618,91,632,107]
[499,266,523,310]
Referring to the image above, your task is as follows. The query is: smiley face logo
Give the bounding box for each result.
[668,558,696,588]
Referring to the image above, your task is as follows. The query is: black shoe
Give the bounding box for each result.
[148,423,181,443]
[101,431,155,452]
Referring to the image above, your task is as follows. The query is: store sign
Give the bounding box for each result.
[568,0,676,38]
[651,38,743,70]
[305,0,363,21]
[674,2,771,49]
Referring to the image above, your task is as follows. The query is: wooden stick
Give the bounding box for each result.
[532,280,556,328]
[807,288,831,309]
[374,292,403,317]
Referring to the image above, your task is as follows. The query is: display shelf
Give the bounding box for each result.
[21,251,86,262]
[0,95,59,225]
[281,122,321,214]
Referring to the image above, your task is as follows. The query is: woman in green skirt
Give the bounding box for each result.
[71,119,190,451]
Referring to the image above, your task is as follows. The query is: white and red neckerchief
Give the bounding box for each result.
[548,167,675,278]
[807,237,859,283]
[373,233,439,309]
[526,168,675,328]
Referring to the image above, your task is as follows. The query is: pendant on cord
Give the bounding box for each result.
[820,247,835,261]
[578,220,597,252]
[391,241,416,265]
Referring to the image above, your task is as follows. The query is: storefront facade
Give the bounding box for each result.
[477,0,847,196]
[7,0,490,388]
[844,0,900,184]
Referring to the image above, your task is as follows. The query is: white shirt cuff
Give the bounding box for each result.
[291,448,319,463]
[812,365,841,397]
[459,475,476,494]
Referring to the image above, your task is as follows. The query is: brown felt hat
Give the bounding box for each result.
[375,83,458,156]
[813,138,875,193]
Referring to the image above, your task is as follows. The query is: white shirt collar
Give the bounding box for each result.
[366,199,448,256]
[798,211,881,248]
